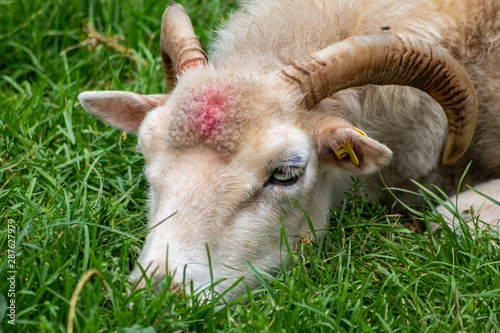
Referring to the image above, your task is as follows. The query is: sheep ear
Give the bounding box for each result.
[79,91,170,134]
[316,119,393,174]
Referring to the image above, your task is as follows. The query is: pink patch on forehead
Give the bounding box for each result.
[190,84,232,137]
[169,79,246,154]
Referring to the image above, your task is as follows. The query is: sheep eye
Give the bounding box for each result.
[266,167,303,186]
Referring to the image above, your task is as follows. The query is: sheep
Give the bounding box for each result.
[78,0,500,300]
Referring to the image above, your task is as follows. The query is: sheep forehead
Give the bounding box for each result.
[167,80,249,154]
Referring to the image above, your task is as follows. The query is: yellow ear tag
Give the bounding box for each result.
[332,139,360,166]
[330,127,368,166]
[353,127,368,137]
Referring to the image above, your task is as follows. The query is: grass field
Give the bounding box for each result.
[1,0,499,332]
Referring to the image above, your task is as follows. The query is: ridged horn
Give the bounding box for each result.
[280,34,478,165]
[160,2,208,92]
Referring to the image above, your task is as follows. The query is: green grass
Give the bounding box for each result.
[1,0,499,332]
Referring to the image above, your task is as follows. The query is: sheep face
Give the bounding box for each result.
[80,67,393,300]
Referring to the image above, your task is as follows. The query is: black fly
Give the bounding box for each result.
[380,26,391,33]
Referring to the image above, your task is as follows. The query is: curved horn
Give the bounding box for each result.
[160,2,208,92]
[280,34,478,165]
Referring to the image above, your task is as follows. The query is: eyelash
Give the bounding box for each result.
[266,166,304,187]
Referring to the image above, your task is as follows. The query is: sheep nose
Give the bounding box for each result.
[150,274,181,293]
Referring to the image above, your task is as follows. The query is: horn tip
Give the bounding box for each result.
[441,135,474,165]
[442,154,461,166]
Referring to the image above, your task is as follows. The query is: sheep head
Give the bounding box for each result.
[78,3,477,300]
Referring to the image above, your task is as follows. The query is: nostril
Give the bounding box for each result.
[150,274,166,293]
[150,273,181,294]
[170,282,181,294]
